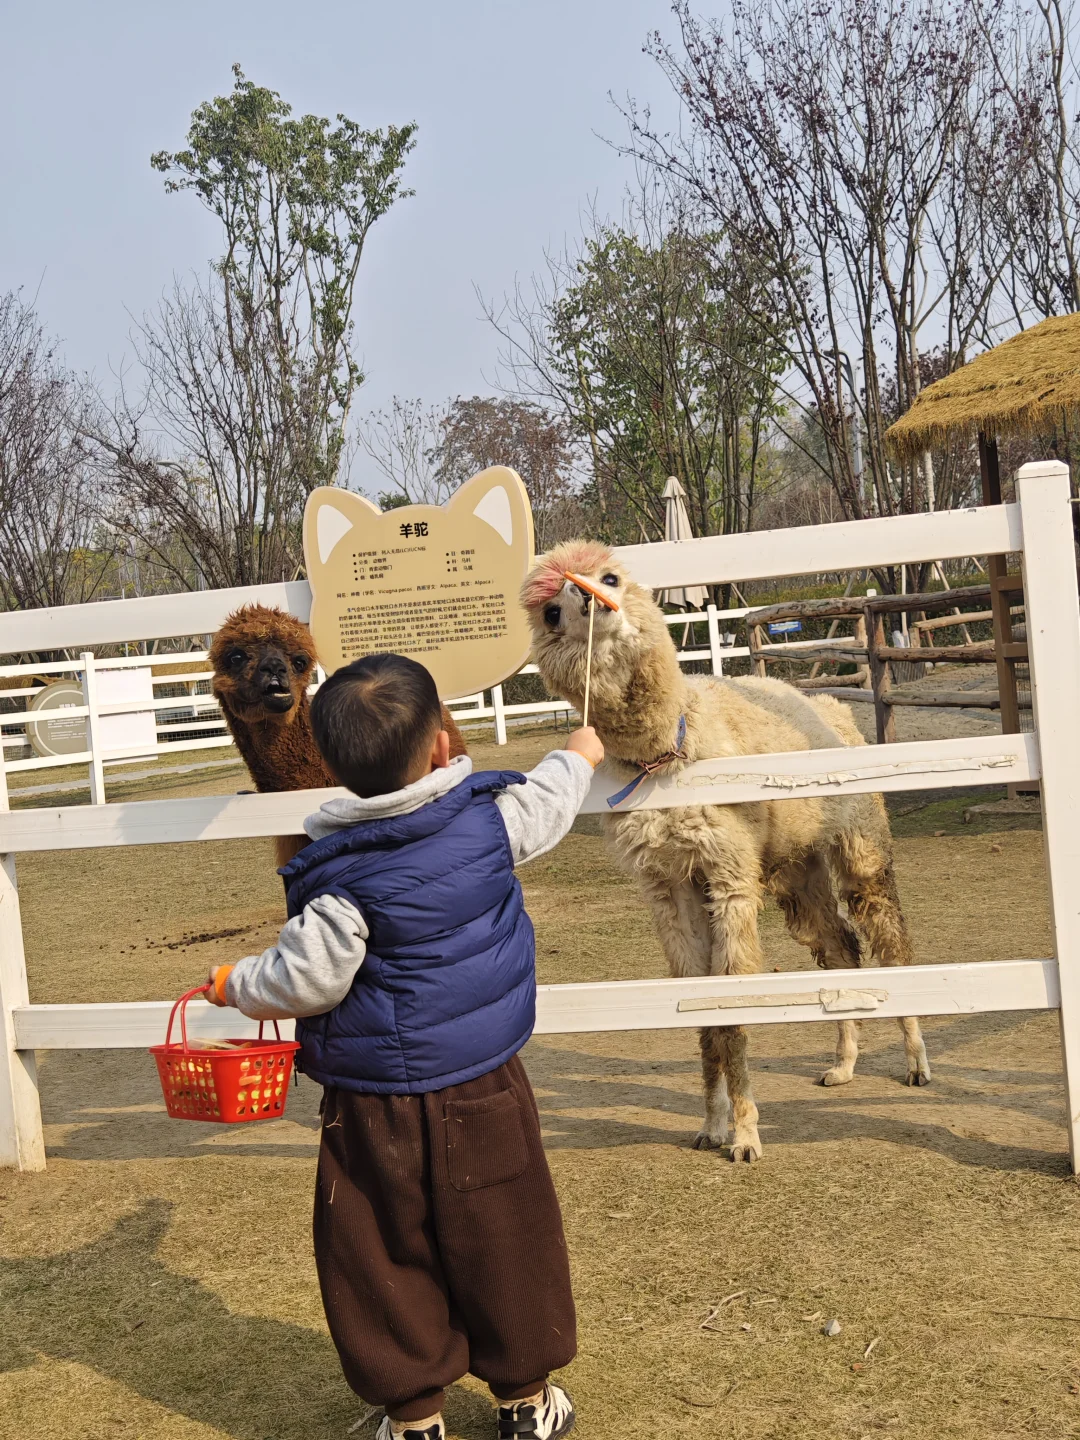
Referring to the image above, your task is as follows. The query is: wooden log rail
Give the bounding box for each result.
[797,668,870,690]
[877,643,997,664]
[865,584,996,614]
[749,584,994,627]
[911,605,1019,630]
[759,641,1017,665]
[807,688,1033,709]
[752,643,870,664]
[883,690,1032,709]
[913,609,993,631]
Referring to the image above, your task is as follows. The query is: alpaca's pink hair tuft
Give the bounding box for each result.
[521,540,614,611]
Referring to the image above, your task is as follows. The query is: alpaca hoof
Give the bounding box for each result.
[820,1067,854,1087]
[906,1067,932,1087]
[691,1128,727,1152]
[730,1133,762,1163]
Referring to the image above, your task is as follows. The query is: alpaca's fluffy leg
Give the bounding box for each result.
[698,875,764,1162]
[772,851,865,1086]
[696,1027,732,1152]
[640,876,713,980]
[827,1021,863,1088]
[698,1024,759,1161]
[639,874,759,1157]
[638,879,733,1149]
[831,833,932,1087]
[893,1015,932,1086]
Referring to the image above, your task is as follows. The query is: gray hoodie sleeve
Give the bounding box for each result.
[496,749,594,866]
[223,893,368,1020]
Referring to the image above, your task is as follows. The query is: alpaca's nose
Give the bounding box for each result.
[257,655,289,687]
[563,580,592,616]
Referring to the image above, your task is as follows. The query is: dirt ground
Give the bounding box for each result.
[3,701,1079,1440]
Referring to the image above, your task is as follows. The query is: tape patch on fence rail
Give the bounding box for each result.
[675,752,1020,793]
[676,987,888,1014]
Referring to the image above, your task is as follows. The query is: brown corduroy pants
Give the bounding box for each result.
[313,1055,577,1422]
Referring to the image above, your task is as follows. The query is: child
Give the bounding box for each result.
[206,652,602,1440]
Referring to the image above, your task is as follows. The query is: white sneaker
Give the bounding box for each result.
[374,1416,445,1440]
[497,1383,575,1439]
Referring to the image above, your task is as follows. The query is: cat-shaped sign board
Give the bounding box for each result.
[303,467,535,701]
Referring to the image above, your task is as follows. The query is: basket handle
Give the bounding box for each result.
[165,984,212,1053]
[164,985,283,1051]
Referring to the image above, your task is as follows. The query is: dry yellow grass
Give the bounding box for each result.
[3,726,1079,1438]
[885,311,1080,458]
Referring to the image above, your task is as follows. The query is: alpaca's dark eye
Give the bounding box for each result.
[543,604,562,628]
[601,573,619,587]
[292,655,308,673]
[226,649,246,669]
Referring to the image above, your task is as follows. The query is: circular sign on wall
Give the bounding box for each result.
[26,680,88,758]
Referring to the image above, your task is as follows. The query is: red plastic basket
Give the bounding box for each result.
[150,985,301,1124]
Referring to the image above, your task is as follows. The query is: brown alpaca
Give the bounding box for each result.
[209,605,467,863]
[522,542,930,1163]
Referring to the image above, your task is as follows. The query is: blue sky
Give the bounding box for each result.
[1,0,680,451]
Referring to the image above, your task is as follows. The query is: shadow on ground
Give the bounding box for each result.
[38,1005,1069,1177]
[0,1199,493,1439]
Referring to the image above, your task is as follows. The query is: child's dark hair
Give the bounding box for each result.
[311,653,443,797]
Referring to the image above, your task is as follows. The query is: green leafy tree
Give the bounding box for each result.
[488,191,788,544]
[102,66,416,588]
[552,227,785,541]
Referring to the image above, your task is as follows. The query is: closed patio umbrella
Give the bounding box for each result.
[659,476,708,609]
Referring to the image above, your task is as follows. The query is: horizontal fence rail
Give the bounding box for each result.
[0,732,1042,853]
[614,502,1023,589]
[3,471,1080,1178]
[13,959,1060,1049]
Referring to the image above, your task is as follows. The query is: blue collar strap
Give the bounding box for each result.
[606,714,688,809]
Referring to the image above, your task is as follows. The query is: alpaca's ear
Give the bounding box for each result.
[302,474,535,700]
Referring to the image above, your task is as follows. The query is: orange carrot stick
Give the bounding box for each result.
[564,571,620,611]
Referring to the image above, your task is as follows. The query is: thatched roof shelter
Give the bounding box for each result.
[886,312,1080,460]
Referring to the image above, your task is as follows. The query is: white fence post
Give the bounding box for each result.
[492,685,508,745]
[1016,460,1080,1173]
[707,603,723,677]
[0,852,45,1170]
[81,652,106,805]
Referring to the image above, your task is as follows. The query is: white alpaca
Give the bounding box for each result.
[522,541,930,1162]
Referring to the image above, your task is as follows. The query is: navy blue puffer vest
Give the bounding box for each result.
[279,770,534,1094]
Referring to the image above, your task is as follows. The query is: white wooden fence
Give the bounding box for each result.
[2,461,1078,1174]
[0,613,751,804]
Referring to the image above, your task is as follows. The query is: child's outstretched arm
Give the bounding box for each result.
[205,893,368,1020]
[496,726,603,866]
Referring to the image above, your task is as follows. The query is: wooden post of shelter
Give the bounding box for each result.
[978,434,1024,742]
